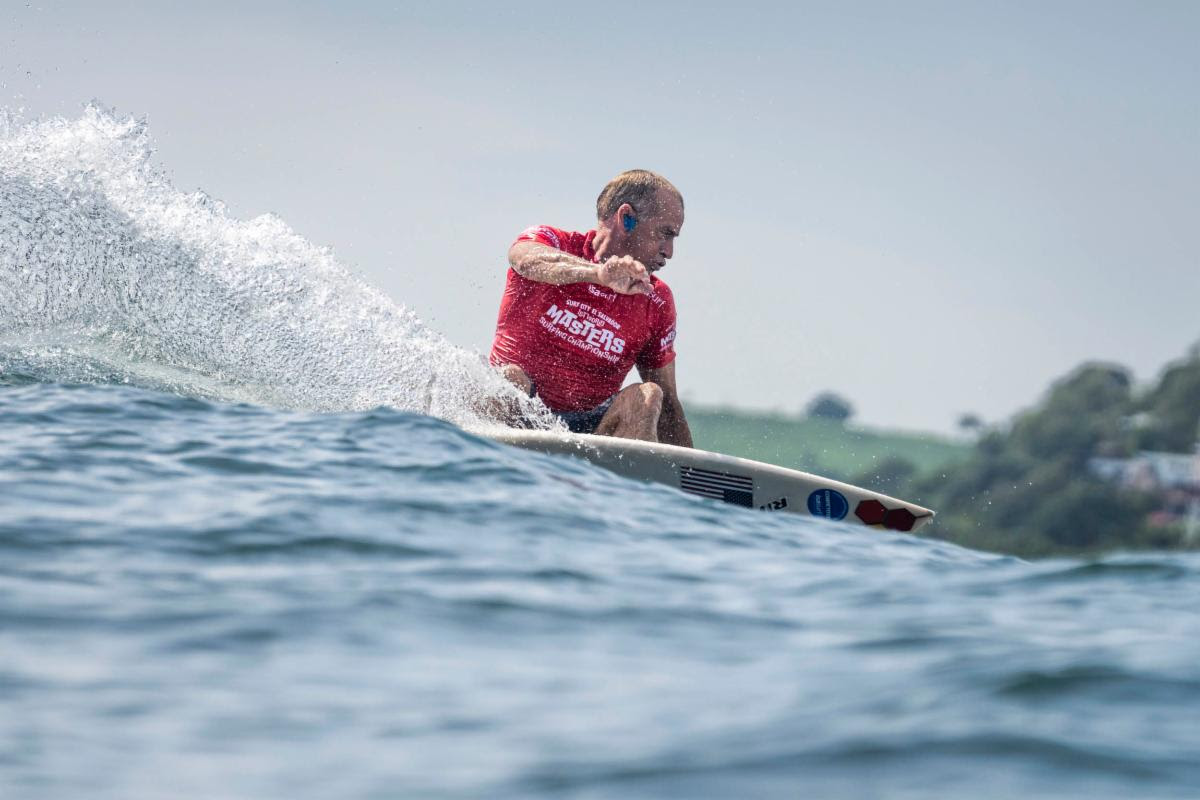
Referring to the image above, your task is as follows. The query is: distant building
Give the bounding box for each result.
[1088,449,1200,533]
[1088,451,1200,492]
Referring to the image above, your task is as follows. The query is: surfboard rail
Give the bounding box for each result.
[483,428,935,533]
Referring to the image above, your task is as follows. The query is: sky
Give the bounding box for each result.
[4,0,1197,432]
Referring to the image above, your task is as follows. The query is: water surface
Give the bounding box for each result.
[2,106,1198,799]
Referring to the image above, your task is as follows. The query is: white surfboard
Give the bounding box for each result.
[484,429,935,532]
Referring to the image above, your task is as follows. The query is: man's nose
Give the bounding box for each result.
[662,239,673,259]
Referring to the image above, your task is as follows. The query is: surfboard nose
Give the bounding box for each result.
[853,498,935,532]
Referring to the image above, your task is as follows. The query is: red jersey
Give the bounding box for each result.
[490,225,678,412]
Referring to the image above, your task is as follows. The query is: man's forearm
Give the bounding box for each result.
[659,400,693,448]
[511,244,599,286]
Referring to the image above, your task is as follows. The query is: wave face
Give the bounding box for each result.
[0,105,551,428]
[3,381,1200,800]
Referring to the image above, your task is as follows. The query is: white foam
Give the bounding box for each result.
[0,104,558,430]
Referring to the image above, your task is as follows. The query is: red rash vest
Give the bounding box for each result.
[490,225,677,412]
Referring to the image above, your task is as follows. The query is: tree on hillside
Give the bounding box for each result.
[1007,362,1134,465]
[957,413,984,436]
[805,392,854,424]
[914,361,1163,556]
[1136,354,1200,452]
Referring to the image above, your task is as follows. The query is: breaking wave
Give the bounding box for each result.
[0,103,555,429]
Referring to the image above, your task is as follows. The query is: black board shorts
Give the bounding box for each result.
[531,382,616,435]
[553,395,617,434]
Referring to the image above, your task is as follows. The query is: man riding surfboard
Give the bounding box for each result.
[491,170,692,447]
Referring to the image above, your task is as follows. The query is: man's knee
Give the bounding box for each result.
[640,381,663,406]
[624,381,662,413]
[500,364,533,396]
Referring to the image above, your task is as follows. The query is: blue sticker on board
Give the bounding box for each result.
[807,488,849,520]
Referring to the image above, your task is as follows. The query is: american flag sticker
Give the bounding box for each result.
[680,466,754,508]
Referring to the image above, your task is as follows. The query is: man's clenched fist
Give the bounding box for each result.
[596,255,652,295]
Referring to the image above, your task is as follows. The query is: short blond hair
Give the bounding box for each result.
[596,169,683,220]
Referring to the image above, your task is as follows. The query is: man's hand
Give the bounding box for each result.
[596,255,652,295]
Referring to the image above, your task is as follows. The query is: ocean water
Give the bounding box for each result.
[3,108,1200,799]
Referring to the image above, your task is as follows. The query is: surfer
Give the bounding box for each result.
[491,170,693,447]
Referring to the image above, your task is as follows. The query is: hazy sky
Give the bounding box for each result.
[5,1,1197,431]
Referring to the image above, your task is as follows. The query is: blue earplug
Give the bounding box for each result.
[623,215,638,232]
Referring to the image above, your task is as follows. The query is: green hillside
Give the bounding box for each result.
[687,406,968,483]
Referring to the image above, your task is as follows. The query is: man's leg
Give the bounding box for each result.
[594,382,663,442]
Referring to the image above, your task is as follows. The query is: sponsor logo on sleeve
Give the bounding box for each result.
[659,328,676,351]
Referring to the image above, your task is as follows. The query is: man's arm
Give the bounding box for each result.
[638,361,693,448]
[509,241,652,295]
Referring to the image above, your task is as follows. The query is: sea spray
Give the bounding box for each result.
[0,104,556,428]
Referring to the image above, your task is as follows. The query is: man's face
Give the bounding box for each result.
[623,191,684,272]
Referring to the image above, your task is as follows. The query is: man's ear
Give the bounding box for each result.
[617,202,637,233]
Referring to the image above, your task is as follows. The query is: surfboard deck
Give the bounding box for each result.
[483,429,935,532]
